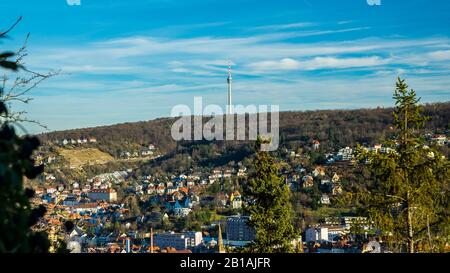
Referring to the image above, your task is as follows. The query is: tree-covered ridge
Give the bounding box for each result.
[37,102,450,160]
[34,103,450,187]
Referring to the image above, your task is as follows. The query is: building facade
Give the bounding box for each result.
[87,189,117,202]
[154,231,202,250]
[226,216,256,242]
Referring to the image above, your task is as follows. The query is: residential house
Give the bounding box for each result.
[47,187,57,194]
[312,166,326,177]
[337,147,353,161]
[46,174,56,181]
[147,183,155,194]
[223,169,232,178]
[166,197,191,217]
[230,191,242,209]
[156,184,165,195]
[141,148,153,156]
[332,184,343,195]
[302,175,314,188]
[322,225,347,242]
[166,186,178,195]
[72,203,99,214]
[332,173,340,183]
[320,194,331,205]
[237,167,247,177]
[217,193,228,207]
[305,227,328,242]
[431,134,447,146]
[321,177,331,185]
[312,140,320,150]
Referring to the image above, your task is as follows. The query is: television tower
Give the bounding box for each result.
[227,61,232,115]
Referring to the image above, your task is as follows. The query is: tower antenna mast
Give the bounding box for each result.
[227,61,232,115]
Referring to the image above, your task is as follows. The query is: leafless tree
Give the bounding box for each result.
[1,17,59,131]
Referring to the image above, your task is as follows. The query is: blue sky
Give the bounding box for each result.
[1,0,450,134]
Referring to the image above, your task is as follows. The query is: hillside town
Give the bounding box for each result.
[28,132,449,253]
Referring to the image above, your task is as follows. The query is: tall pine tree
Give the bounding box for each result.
[347,78,449,253]
[243,137,298,253]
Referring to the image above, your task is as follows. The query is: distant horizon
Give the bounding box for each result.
[2,0,450,134]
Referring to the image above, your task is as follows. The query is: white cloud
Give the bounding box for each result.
[248,56,389,72]
[428,50,450,60]
[17,21,450,135]
[304,56,389,70]
[60,65,139,74]
[248,58,301,71]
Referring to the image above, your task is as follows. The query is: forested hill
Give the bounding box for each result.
[38,102,450,155]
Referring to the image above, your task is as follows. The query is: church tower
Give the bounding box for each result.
[217,223,226,253]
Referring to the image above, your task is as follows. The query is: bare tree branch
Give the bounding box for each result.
[0,16,22,38]
[1,28,58,131]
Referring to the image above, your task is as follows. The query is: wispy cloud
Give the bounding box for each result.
[247,56,389,72]
[16,20,450,133]
[248,22,317,31]
[27,28,450,81]
[428,49,450,60]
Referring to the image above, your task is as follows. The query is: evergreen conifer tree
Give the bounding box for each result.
[243,137,298,253]
[347,78,449,253]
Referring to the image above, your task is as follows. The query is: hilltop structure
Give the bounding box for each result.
[227,61,232,115]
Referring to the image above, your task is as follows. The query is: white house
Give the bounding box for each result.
[312,140,320,150]
[320,194,330,205]
[305,227,328,242]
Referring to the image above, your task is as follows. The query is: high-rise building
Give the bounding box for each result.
[226,215,256,242]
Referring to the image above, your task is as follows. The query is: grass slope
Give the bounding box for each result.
[58,147,114,168]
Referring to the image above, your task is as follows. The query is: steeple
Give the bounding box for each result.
[217,223,226,253]
[227,61,232,115]
[150,227,154,253]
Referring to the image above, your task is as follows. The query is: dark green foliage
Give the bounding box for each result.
[243,137,298,253]
[0,102,49,252]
